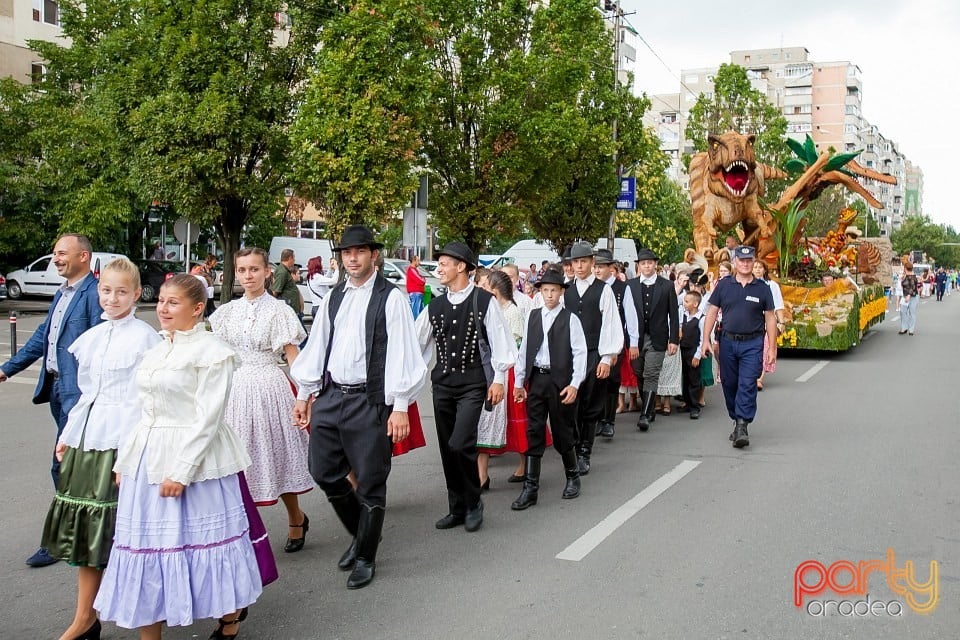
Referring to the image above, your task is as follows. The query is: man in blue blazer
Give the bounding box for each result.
[0,234,105,567]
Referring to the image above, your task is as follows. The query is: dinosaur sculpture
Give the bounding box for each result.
[689,131,787,264]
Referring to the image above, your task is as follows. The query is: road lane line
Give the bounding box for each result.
[889,314,899,322]
[556,459,701,562]
[796,360,829,383]
[7,376,38,386]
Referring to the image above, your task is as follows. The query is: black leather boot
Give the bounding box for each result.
[561,450,581,499]
[327,490,361,570]
[347,504,384,589]
[732,419,750,448]
[636,390,655,432]
[598,396,616,438]
[577,444,591,475]
[511,456,541,510]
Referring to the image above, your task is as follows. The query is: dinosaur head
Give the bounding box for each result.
[707,132,758,202]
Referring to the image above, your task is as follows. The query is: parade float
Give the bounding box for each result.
[688,132,895,351]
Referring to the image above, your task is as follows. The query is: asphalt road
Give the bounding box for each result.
[1,294,958,639]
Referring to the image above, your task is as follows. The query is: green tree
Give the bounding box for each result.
[32,0,334,300]
[617,177,691,264]
[684,63,789,198]
[890,215,946,262]
[290,0,431,240]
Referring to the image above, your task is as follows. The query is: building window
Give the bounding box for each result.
[298,220,326,240]
[661,112,677,124]
[31,63,45,84]
[33,0,59,24]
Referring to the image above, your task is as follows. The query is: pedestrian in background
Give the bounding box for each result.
[407,255,427,318]
[899,258,919,335]
[935,267,947,302]
[701,246,777,449]
[752,261,785,391]
[272,248,303,317]
[41,257,161,640]
[0,233,104,568]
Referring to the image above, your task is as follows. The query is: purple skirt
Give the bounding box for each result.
[238,472,278,587]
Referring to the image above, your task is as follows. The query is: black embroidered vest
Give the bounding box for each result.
[564,279,604,352]
[427,287,491,386]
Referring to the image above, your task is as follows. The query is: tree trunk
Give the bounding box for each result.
[216,198,247,304]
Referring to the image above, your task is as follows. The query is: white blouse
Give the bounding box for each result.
[114,324,251,486]
[209,292,306,365]
[59,313,162,452]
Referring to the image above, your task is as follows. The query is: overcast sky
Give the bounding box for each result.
[618,0,958,230]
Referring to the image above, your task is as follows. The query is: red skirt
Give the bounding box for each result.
[392,402,426,456]
[619,348,638,389]
[485,368,551,455]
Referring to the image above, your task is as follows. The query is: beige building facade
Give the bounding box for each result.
[0,0,65,83]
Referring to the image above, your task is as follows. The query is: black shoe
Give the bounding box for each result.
[690,407,700,420]
[561,450,581,499]
[465,500,484,532]
[507,473,525,483]
[481,477,490,492]
[71,619,101,640]
[284,513,309,553]
[511,457,540,510]
[346,506,384,589]
[25,547,58,568]
[598,421,615,438]
[637,390,655,432]
[338,538,358,570]
[577,454,590,476]
[435,513,465,529]
[210,613,242,639]
[732,419,750,448]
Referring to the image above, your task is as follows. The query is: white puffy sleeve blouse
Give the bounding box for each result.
[113,324,252,486]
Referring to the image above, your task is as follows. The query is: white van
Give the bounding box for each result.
[268,236,334,266]
[594,238,638,264]
[485,240,561,271]
[5,252,126,299]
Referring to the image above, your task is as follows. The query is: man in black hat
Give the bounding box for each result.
[292,225,427,589]
[593,248,627,439]
[625,247,679,431]
[561,248,575,284]
[700,245,776,448]
[564,241,624,474]
[512,266,587,509]
[415,241,517,532]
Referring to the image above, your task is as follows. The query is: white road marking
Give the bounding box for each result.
[556,459,701,562]
[889,314,899,322]
[6,376,38,386]
[796,360,829,383]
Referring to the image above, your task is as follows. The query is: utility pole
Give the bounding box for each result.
[606,0,621,254]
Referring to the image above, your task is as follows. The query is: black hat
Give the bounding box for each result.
[569,241,595,260]
[332,225,384,252]
[561,248,573,263]
[637,248,658,262]
[689,268,708,287]
[594,248,616,265]
[436,241,477,270]
[733,245,756,260]
[535,267,568,289]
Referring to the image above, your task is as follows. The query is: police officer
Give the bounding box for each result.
[700,245,777,448]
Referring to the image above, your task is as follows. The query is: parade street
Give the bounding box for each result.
[2,295,957,640]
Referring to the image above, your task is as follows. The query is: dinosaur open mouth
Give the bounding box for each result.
[722,161,751,196]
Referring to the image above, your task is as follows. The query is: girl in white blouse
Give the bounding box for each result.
[42,257,161,640]
[94,274,261,640]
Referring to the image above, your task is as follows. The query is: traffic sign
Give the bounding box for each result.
[616,177,636,210]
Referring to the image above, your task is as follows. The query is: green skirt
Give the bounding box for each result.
[41,444,119,568]
[700,354,715,387]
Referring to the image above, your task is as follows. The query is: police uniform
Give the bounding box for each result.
[703,246,775,447]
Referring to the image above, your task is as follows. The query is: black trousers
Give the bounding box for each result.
[576,351,603,453]
[432,382,486,515]
[680,347,702,409]
[525,371,578,458]
[309,386,392,508]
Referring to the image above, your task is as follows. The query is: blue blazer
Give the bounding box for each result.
[0,272,104,410]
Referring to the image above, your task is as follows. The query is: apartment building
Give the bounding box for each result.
[0,0,65,83]
[643,46,921,237]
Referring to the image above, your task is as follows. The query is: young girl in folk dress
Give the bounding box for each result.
[94,275,261,640]
[476,270,537,487]
[210,248,314,553]
[41,258,161,640]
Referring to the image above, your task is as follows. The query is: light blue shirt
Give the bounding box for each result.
[45,282,78,373]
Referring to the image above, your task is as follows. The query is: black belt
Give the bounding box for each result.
[331,381,367,394]
[532,366,551,375]
[47,370,59,379]
[722,330,765,341]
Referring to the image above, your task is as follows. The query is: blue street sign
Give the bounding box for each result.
[616,177,636,210]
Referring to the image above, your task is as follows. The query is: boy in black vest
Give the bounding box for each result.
[512,267,588,509]
[593,249,627,439]
[415,242,518,533]
[564,242,624,475]
[292,226,428,590]
[679,290,705,420]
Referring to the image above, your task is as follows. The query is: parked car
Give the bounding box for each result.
[134,259,180,303]
[5,252,126,299]
[382,259,446,296]
[0,275,7,300]
[212,269,244,298]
